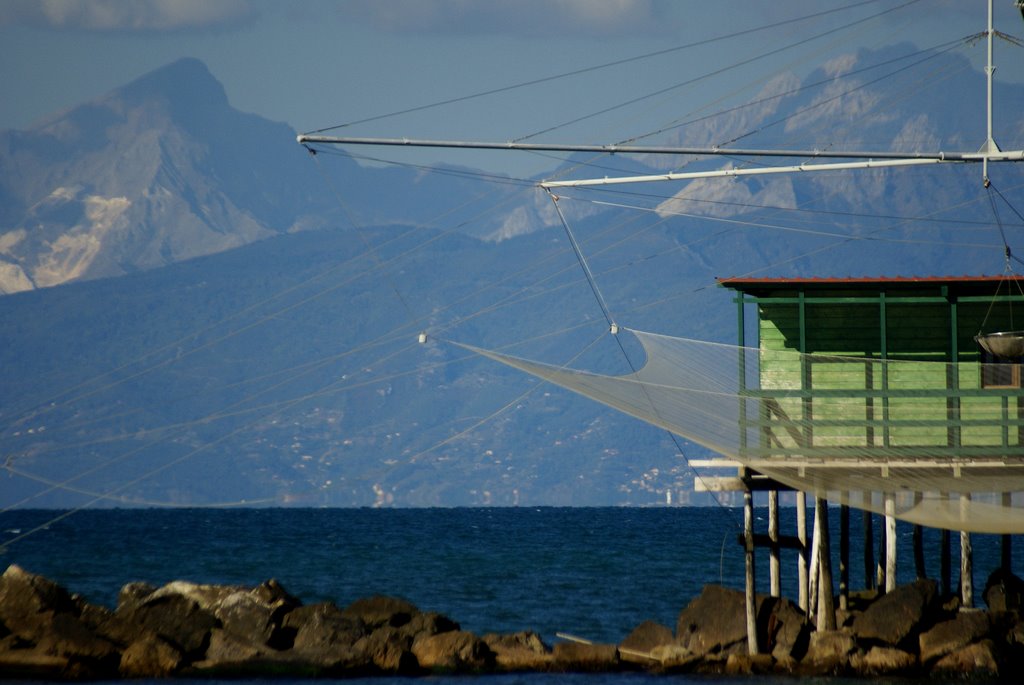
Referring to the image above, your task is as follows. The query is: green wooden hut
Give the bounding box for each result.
[714,275,1024,640]
[719,275,1024,464]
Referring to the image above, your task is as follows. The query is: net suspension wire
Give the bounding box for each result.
[304,0,917,137]
[544,188,744,520]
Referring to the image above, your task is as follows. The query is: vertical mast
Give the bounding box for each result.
[981,0,1000,182]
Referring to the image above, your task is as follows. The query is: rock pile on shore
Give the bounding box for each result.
[1,562,1023,679]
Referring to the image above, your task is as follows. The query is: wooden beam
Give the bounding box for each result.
[815,498,837,631]
[885,495,898,594]
[961,493,974,607]
[839,504,849,611]
[694,476,792,492]
[770,490,781,597]
[798,493,809,612]
[1003,492,1013,572]
[744,491,759,655]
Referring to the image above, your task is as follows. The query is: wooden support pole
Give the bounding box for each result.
[863,506,874,591]
[769,490,780,597]
[744,490,759,655]
[839,504,849,611]
[808,505,821,620]
[815,497,836,631]
[876,509,886,592]
[913,492,926,580]
[961,493,973,608]
[1003,492,1013,572]
[961,530,974,607]
[797,492,809,612]
[885,495,897,594]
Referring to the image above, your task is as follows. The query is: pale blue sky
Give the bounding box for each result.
[2,1,1023,175]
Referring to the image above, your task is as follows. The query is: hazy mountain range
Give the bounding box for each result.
[1,46,1022,507]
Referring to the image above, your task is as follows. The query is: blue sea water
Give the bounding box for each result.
[1,506,1019,684]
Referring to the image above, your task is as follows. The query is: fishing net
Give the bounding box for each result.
[456,327,1024,534]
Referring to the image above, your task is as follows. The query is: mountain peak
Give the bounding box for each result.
[117,57,228,111]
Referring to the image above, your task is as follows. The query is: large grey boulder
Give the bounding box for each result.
[412,630,494,672]
[984,568,1024,613]
[675,585,809,659]
[675,585,748,656]
[342,595,418,629]
[0,565,78,641]
[649,644,700,672]
[799,629,859,676]
[761,596,810,660]
[620,619,673,658]
[118,633,183,678]
[281,602,368,671]
[396,611,459,640]
[33,613,120,668]
[352,625,418,673]
[919,610,991,664]
[0,565,119,677]
[200,628,267,666]
[932,638,1000,678]
[213,588,296,648]
[78,602,139,648]
[115,577,303,675]
[850,645,917,676]
[483,631,552,670]
[115,588,219,658]
[851,579,940,648]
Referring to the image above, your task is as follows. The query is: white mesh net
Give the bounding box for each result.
[457,328,1024,534]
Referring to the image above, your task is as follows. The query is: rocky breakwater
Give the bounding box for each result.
[2,562,1024,680]
[0,563,551,679]
[626,573,1024,679]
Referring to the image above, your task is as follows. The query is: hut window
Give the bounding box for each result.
[980,348,1023,388]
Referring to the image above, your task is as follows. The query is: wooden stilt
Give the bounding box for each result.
[876,508,886,592]
[815,497,836,631]
[744,489,759,654]
[961,493,973,608]
[797,492,808,612]
[808,505,821,621]
[863,506,874,591]
[769,490,780,597]
[839,504,849,611]
[1003,492,1013,572]
[885,495,897,594]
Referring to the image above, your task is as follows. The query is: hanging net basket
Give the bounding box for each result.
[975,331,1024,358]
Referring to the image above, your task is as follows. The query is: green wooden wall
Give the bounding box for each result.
[731,283,1024,457]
